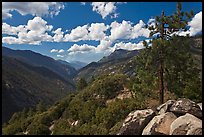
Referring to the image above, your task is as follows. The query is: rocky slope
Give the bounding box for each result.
[75,49,139,82]
[118,98,202,135]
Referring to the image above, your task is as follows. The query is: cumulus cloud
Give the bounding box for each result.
[96,36,113,52]
[68,44,96,54]
[2,16,53,45]
[112,41,145,51]
[58,49,65,53]
[2,2,64,19]
[173,11,202,37]
[2,23,26,35]
[53,28,64,42]
[131,20,150,39]
[109,20,133,41]
[27,16,53,32]
[91,2,126,19]
[64,25,89,42]
[188,11,202,36]
[2,36,23,44]
[109,20,150,41]
[88,23,109,41]
[50,49,58,53]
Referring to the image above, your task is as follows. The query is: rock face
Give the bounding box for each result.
[197,103,202,111]
[169,98,202,118]
[170,113,202,135]
[142,112,177,135]
[117,109,155,135]
[117,98,202,135]
[157,100,175,115]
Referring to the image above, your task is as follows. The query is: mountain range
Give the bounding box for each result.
[57,60,87,70]
[2,55,75,124]
[2,47,77,82]
[2,36,201,125]
[75,49,140,82]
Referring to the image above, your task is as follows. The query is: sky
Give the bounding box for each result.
[2,2,202,63]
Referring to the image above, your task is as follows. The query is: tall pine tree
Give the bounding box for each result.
[133,3,201,104]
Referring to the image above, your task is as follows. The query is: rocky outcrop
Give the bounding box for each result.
[117,109,155,135]
[170,113,202,135]
[169,98,202,118]
[117,98,202,135]
[197,103,202,110]
[106,87,132,105]
[157,100,175,115]
[142,112,177,135]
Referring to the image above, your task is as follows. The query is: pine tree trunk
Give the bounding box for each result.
[159,10,165,104]
[159,59,164,104]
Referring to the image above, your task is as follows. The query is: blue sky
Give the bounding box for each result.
[2,2,202,63]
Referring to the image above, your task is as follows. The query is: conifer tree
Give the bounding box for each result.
[134,3,197,104]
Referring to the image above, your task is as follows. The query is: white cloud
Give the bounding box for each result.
[2,36,23,44]
[58,49,65,53]
[80,2,86,5]
[172,11,202,37]
[188,11,202,36]
[68,44,96,54]
[131,20,150,39]
[112,40,148,51]
[64,25,89,42]
[109,20,150,41]
[27,16,53,33]
[91,2,117,19]
[50,49,58,53]
[2,17,53,45]
[50,49,65,53]
[88,23,109,41]
[57,55,64,58]
[49,19,149,45]
[109,20,133,41]
[2,2,64,19]
[2,23,26,35]
[53,28,64,42]
[96,36,113,52]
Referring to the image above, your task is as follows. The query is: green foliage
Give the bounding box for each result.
[133,3,201,104]
[88,74,128,99]
[21,117,34,132]
[36,101,46,113]
[52,119,73,135]
[27,122,50,135]
[3,73,146,135]
[133,36,202,102]
[76,78,87,91]
[2,122,23,135]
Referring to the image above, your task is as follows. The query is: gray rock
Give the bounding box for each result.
[157,100,175,115]
[169,98,202,118]
[142,112,177,135]
[170,113,202,135]
[197,103,202,111]
[117,109,155,135]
